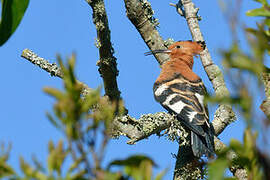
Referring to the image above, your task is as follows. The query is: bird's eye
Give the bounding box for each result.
[176,45,181,49]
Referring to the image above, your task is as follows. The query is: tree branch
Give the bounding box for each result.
[21,49,92,97]
[173,0,236,135]
[86,0,121,101]
[111,112,172,144]
[21,49,63,78]
[260,71,270,119]
[122,0,244,179]
[124,0,170,65]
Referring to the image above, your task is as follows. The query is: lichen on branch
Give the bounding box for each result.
[86,0,121,101]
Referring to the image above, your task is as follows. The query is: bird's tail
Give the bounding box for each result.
[191,129,215,158]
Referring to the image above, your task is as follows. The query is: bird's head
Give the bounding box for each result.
[145,41,205,59]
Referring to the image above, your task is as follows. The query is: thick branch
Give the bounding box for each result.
[86,0,121,101]
[124,0,169,65]
[111,112,172,144]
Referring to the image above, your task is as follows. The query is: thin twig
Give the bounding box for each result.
[76,140,93,175]
[21,49,92,97]
[97,132,110,164]
[21,49,63,78]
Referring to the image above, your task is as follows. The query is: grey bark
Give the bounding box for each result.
[260,71,270,119]
[86,0,121,101]
[21,49,91,97]
[124,0,170,65]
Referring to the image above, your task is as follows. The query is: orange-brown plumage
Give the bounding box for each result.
[156,60,200,83]
[145,40,215,158]
[154,41,204,83]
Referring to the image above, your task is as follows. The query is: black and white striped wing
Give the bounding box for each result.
[153,75,209,136]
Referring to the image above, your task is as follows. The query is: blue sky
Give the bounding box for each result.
[0,0,263,179]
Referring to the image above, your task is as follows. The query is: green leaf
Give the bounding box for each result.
[265,18,270,27]
[46,112,62,130]
[82,88,101,112]
[154,168,168,180]
[32,155,46,173]
[108,155,156,168]
[255,0,268,5]
[208,158,228,180]
[67,157,84,173]
[47,140,67,174]
[230,139,244,154]
[48,140,55,153]
[68,169,87,180]
[0,0,29,46]
[108,155,155,180]
[94,170,124,180]
[43,87,65,100]
[20,157,34,175]
[20,157,47,180]
[243,129,257,150]
[246,7,270,17]
[0,160,15,178]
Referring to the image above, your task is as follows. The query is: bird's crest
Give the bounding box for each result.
[144,40,205,57]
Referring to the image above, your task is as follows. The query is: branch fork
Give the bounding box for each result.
[170,1,201,21]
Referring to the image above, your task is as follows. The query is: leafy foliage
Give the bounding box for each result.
[0,143,16,179]
[246,0,270,17]
[108,155,167,180]
[0,0,29,46]
[0,55,166,180]
[209,129,264,179]
[208,0,270,179]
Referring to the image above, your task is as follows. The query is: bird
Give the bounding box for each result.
[145,40,215,158]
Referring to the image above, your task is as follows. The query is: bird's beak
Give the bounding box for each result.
[144,49,172,56]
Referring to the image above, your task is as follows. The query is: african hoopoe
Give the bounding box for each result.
[145,41,215,157]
